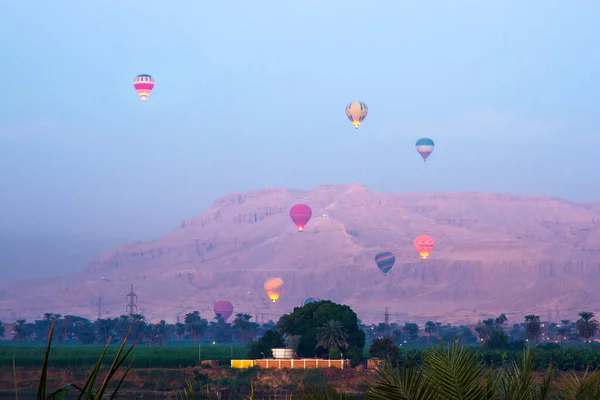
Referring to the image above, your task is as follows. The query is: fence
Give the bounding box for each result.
[251,358,350,369]
[231,359,256,368]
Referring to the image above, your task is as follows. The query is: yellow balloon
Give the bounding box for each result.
[264,277,284,303]
[345,101,368,129]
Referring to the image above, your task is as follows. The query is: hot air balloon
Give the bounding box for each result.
[133,74,154,101]
[303,297,321,306]
[290,204,312,232]
[414,234,435,260]
[345,101,368,129]
[374,251,396,275]
[264,277,284,303]
[415,138,435,162]
[213,300,234,321]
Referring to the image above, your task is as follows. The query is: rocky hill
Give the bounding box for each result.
[2,183,600,325]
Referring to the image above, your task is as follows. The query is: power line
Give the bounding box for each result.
[125,284,138,316]
[96,297,102,320]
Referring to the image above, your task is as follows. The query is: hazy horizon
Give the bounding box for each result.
[1,1,600,281]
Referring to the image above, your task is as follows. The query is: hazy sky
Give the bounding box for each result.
[1,0,599,245]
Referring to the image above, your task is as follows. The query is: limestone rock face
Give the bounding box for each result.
[2,183,600,325]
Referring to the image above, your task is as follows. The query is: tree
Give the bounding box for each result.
[0,321,5,338]
[247,330,285,359]
[175,322,186,341]
[524,315,541,345]
[276,300,365,365]
[285,334,302,355]
[316,320,349,359]
[557,320,570,343]
[424,321,438,341]
[373,323,390,338]
[210,314,232,343]
[487,327,509,350]
[233,313,258,343]
[495,313,508,327]
[184,311,208,342]
[75,318,96,344]
[402,322,419,340]
[576,311,599,346]
[369,337,399,365]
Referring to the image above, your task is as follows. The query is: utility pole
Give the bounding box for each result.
[96,297,102,320]
[126,284,138,316]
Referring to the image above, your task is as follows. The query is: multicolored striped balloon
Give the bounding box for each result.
[345,101,368,129]
[374,251,396,275]
[303,297,321,306]
[133,74,154,102]
[415,137,435,162]
[264,277,284,303]
[414,234,435,260]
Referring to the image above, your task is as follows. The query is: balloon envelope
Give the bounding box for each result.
[415,138,435,162]
[213,300,234,321]
[290,204,312,232]
[374,251,396,275]
[414,234,435,259]
[264,277,284,302]
[133,74,154,101]
[345,101,368,129]
[303,297,321,306]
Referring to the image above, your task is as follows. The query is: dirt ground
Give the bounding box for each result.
[0,364,373,396]
[0,365,582,398]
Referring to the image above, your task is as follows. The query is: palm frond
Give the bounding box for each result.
[422,340,486,400]
[481,367,500,400]
[36,323,55,400]
[497,349,537,400]
[534,360,554,400]
[558,363,600,400]
[13,356,18,400]
[366,358,437,400]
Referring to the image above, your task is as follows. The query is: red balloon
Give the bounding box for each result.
[213,300,234,321]
[290,204,312,232]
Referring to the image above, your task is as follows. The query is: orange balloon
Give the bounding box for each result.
[414,234,434,260]
[264,277,284,303]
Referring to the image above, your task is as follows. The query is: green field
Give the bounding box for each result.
[1,343,249,368]
[4,341,600,372]
[0,340,432,370]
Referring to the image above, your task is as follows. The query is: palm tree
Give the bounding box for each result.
[316,320,349,358]
[366,340,557,400]
[495,313,507,328]
[557,319,571,343]
[13,319,27,341]
[524,315,541,346]
[424,321,438,342]
[576,311,599,346]
[233,313,257,343]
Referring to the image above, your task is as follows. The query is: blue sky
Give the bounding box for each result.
[1,0,599,246]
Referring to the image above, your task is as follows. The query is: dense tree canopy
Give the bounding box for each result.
[247,330,285,359]
[276,300,365,365]
[369,337,400,365]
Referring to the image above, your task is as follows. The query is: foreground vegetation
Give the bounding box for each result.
[10,324,600,399]
[5,301,600,398]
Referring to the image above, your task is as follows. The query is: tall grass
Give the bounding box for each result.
[12,322,139,399]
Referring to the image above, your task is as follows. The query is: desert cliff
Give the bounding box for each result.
[2,183,600,325]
